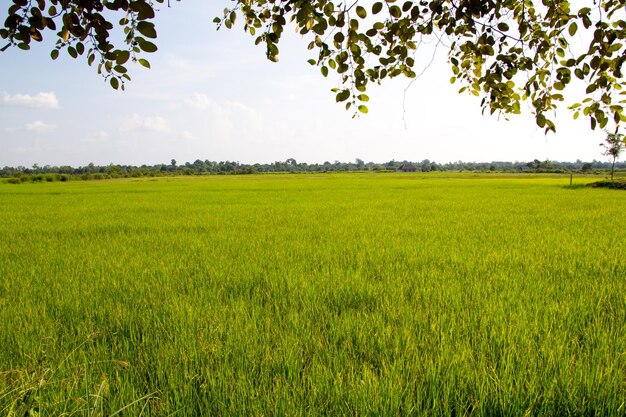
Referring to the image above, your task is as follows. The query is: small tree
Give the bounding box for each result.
[600,131,625,180]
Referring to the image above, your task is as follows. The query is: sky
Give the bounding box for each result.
[0,2,611,168]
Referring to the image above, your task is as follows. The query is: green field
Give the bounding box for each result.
[1,173,624,416]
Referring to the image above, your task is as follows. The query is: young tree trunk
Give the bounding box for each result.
[611,158,616,180]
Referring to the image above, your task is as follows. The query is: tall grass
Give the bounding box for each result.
[0,174,624,416]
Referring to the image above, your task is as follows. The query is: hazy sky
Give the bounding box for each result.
[0,2,609,167]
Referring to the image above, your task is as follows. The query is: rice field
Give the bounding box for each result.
[0,173,624,416]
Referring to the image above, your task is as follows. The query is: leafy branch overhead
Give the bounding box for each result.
[1,0,164,90]
[215,0,626,132]
[2,1,625,133]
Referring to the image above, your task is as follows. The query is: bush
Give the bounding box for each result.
[586,180,626,190]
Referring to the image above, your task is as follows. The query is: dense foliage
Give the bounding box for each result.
[218,0,626,132]
[2,1,625,132]
[2,158,626,182]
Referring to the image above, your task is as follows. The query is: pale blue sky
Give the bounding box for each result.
[0,2,607,167]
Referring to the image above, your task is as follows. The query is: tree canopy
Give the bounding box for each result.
[2,0,625,132]
[600,129,625,179]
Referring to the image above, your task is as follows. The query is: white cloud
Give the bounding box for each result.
[3,92,60,109]
[120,113,171,133]
[25,120,56,133]
[185,93,220,112]
[82,130,110,143]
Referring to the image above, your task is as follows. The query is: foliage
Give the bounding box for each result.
[1,174,625,414]
[0,0,164,90]
[2,158,626,179]
[586,178,626,189]
[600,129,625,179]
[2,1,625,132]
[2,158,626,180]
[216,0,626,132]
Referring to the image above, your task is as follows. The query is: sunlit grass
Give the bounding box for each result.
[0,173,624,416]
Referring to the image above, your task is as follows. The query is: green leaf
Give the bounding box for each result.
[372,2,383,14]
[50,49,59,60]
[30,28,42,42]
[358,105,368,114]
[537,114,546,127]
[138,58,151,69]
[389,5,401,18]
[116,50,130,65]
[357,94,369,102]
[130,1,155,20]
[336,90,350,102]
[138,40,157,53]
[137,21,157,39]
[110,77,119,90]
[321,66,328,77]
[356,6,367,19]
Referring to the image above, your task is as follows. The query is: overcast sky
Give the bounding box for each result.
[0,2,609,167]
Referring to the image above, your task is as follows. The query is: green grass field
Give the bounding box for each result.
[0,173,624,416]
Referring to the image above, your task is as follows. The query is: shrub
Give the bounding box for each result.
[586,180,626,190]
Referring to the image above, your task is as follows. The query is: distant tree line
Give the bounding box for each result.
[1,158,624,183]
